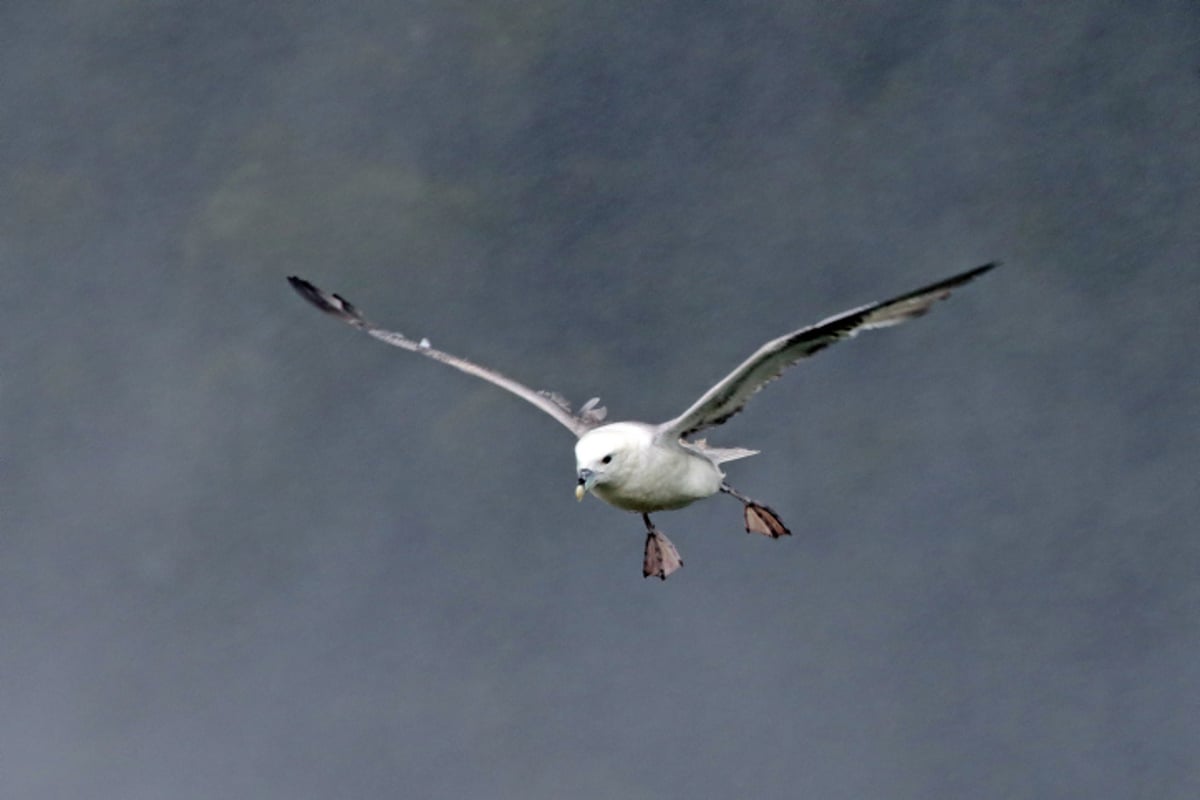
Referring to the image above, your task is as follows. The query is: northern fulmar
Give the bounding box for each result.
[288,262,995,579]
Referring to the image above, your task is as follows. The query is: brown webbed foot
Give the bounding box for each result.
[641,513,683,579]
[643,530,684,579]
[743,502,791,538]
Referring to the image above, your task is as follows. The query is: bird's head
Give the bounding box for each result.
[573,424,645,501]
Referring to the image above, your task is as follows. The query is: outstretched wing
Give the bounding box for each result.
[287,277,602,438]
[658,262,996,439]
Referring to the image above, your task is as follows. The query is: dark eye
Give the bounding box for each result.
[602,454,613,464]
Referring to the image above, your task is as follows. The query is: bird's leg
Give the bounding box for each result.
[720,483,792,538]
[641,513,683,580]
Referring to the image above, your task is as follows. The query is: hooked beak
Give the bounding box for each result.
[575,468,597,501]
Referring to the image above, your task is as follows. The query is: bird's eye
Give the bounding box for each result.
[602,454,613,464]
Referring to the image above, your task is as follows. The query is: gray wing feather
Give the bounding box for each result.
[288,276,595,438]
[658,263,996,439]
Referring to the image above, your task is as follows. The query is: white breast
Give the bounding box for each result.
[594,434,723,513]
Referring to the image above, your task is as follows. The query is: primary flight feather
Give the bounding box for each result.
[288,262,995,579]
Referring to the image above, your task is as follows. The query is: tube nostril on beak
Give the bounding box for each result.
[576,468,596,500]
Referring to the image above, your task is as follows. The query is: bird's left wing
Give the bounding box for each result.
[658,262,996,439]
[288,277,602,438]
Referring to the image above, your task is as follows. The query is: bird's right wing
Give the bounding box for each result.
[287,277,603,438]
[658,262,996,439]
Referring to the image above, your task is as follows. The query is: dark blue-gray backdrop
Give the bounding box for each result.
[4,2,1198,798]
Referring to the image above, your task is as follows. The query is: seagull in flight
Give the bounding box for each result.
[288,263,995,579]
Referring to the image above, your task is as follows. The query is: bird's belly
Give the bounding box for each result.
[594,454,722,513]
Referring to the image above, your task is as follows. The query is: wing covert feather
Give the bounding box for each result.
[659,263,996,438]
[288,276,594,438]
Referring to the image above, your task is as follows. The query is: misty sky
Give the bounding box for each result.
[3,2,1198,798]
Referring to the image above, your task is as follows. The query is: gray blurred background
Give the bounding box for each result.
[4,2,1198,798]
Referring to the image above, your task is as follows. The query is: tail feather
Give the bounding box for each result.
[687,439,760,464]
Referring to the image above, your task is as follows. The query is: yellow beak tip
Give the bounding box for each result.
[575,485,586,501]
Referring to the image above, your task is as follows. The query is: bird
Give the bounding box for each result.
[288,262,995,580]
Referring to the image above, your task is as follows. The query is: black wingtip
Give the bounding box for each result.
[287,275,323,306]
[953,261,1000,285]
[287,275,362,320]
[909,261,998,300]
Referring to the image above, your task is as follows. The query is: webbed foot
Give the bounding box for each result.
[721,484,792,538]
[640,513,683,579]
[743,502,791,538]
[643,530,684,579]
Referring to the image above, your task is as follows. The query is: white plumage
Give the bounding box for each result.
[289,262,995,579]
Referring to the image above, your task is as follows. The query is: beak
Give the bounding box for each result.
[575,468,596,501]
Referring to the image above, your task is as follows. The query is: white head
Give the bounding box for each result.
[573,423,650,501]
